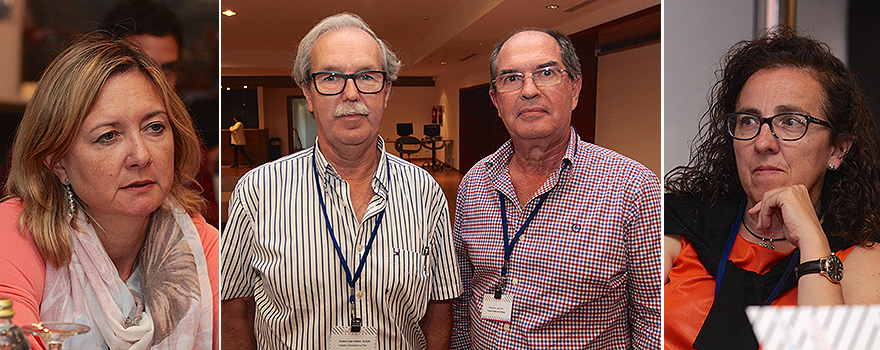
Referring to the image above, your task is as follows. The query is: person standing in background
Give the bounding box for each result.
[229,115,256,168]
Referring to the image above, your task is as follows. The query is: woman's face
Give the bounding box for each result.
[53,71,175,222]
[733,67,848,206]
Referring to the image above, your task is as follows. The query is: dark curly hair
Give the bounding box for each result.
[665,27,880,246]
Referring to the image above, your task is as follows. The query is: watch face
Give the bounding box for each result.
[824,255,844,282]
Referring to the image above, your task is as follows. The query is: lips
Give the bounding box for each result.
[518,107,547,116]
[752,165,783,174]
[123,180,155,189]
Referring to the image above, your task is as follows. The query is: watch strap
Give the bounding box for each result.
[796,259,823,279]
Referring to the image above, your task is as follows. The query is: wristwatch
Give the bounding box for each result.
[796,253,843,283]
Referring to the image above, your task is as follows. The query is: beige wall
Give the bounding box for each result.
[433,68,489,170]
[259,87,302,155]
[595,42,661,176]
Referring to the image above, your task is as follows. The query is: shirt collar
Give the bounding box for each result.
[485,125,578,177]
[313,136,390,195]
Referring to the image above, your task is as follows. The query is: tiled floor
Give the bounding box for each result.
[219,157,464,226]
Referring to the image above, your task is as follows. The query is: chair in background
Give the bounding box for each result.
[394,123,422,159]
[421,124,445,170]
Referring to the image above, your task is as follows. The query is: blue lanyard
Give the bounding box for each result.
[495,190,549,298]
[312,149,387,331]
[715,203,799,306]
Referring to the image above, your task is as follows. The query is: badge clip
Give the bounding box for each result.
[350,317,362,333]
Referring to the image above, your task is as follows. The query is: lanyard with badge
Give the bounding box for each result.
[313,149,386,349]
[482,162,568,323]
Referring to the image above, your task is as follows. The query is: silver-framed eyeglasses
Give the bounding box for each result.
[310,70,387,95]
[725,112,832,141]
[494,66,569,93]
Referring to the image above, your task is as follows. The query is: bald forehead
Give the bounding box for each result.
[496,30,563,71]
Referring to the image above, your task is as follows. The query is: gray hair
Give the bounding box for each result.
[292,13,401,86]
[489,28,582,89]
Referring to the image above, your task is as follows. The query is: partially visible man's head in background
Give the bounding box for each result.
[103,0,182,86]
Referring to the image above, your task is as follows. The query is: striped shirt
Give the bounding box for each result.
[450,127,661,349]
[222,138,462,349]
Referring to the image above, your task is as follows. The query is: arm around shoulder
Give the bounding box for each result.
[420,298,454,350]
[222,297,257,350]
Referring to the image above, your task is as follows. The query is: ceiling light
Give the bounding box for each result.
[546,4,559,10]
[223,10,237,16]
[440,61,447,65]
[243,85,248,89]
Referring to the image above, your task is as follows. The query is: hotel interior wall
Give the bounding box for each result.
[663,0,848,175]
[253,0,661,172]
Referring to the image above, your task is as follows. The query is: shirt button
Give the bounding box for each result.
[503,324,511,331]
[357,244,364,252]
[356,290,365,299]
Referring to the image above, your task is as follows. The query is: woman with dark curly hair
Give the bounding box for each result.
[664,27,880,350]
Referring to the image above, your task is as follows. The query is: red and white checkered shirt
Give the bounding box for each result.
[451,127,661,349]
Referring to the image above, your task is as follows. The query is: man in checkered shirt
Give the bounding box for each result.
[450,28,661,349]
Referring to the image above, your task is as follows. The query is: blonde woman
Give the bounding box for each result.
[0,33,218,349]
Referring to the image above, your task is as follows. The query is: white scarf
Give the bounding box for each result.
[40,200,213,349]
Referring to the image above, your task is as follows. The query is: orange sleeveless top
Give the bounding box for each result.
[664,234,855,350]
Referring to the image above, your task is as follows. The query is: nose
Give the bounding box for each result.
[126,135,153,169]
[341,76,361,101]
[753,123,779,153]
[519,74,541,100]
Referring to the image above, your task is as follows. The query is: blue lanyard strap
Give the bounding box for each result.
[715,203,800,306]
[495,190,549,299]
[499,190,550,277]
[312,149,386,330]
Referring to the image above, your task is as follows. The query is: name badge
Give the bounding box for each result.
[329,326,378,349]
[481,293,514,322]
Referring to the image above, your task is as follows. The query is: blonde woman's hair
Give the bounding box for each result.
[5,32,204,267]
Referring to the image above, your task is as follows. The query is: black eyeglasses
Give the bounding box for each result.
[310,70,387,95]
[494,66,569,93]
[726,112,832,141]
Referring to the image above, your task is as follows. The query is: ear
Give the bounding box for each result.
[829,138,852,169]
[489,88,501,117]
[45,154,68,183]
[300,82,315,114]
[382,82,392,108]
[570,76,583,111]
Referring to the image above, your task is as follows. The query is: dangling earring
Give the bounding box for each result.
[65,178,75,218]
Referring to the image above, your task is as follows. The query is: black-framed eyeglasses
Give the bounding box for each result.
[494,66,569,93]
[725,112,832,141]
[310,70,387,95]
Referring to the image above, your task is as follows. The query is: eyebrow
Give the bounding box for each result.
[316,66,380,73]
[87,110,168,134]
[737,104,810,115]
[498,61,560,76]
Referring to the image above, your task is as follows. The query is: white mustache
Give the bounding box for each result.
[334,103,370,117]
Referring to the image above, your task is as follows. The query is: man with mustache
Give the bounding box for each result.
[221,13,461,350]
[450,29,661,349]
